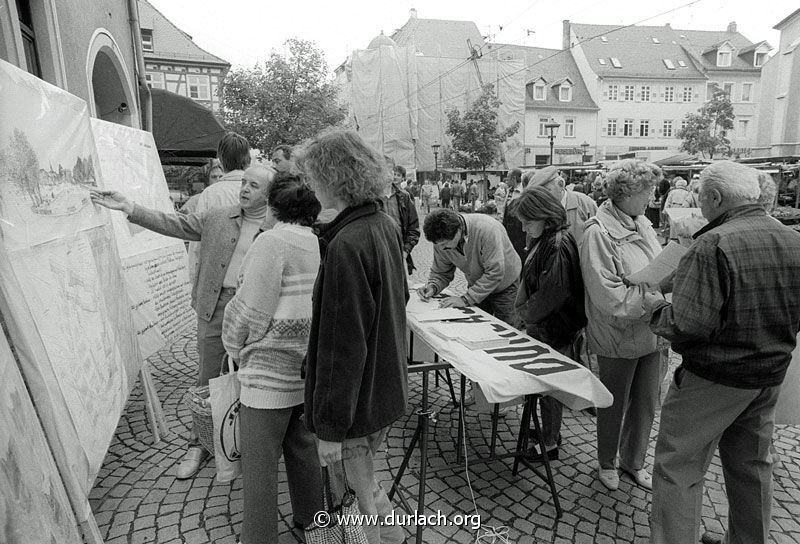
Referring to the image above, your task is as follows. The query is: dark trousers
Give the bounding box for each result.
[240,404,323,543]
[477,281,519,328]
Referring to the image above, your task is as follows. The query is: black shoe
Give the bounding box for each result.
[528,430,563,447]
[583,406,598,417]
[700,532,723,544]
[524,445,559,462]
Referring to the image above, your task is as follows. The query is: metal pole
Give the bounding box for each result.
[549,137,555,165]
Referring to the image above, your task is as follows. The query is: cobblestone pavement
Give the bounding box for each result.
[91,206,800,543]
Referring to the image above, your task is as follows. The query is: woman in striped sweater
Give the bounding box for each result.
[222,174,323,543]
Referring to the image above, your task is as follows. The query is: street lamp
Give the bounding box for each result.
[545,118,560,165]
[581,141,590,164]
[431,142,441,180]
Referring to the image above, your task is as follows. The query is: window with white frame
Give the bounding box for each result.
[664,86,675,102]
[534,82,546,100]
[564,117,575,137]
[598,58,606,65]
[607,118,617,136]
[141,29,153,52]
[640,85,651,101]
[607,84,618,101]
[681,119,688,132]
[611,57,622,68]
[738,119,749,138]
[678,60,687,67]
[639,120,650,137]
[723,82,733,97]
[682,86,693,102]
[559,83,572,102]
[717,49,732,67]
[662,58,676,70]
[623,85,635,101]
[741,82,753,102]
[706,81,718,101]
[623,119,634,137]
[754,51,767,67]
[663,120,673,137]
[145,71,164,90]
[187,74,210,100]
[538,117,549,137]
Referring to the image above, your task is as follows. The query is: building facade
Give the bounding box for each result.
[137,0,230,112]
[565,20,768,161]
[1,0,142,128]
[495,45,599,165]
[754,9,800,157]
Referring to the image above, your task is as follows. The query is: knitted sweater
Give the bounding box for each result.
[222,222,320,409]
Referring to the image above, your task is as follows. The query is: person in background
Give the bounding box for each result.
[513,187,586,461]
[647,161,800,544]
[528,165,597,245]
[421,179,438,213]
[681,178,701,208]
[468,179,480,210]
[222,174,323,542]
[440,181,452,210]
[664,178,689,208]
[180,159,224,215]
[501,169,528,263]
[494,179,508,218]
[300,129,408,544]
[579,159,665,492]
[89,164,276,479]
[451,178,464,210]
[271,144,295,174]
[189,132,252,282]
[385,165,420,275]
[757,172,778,214]
[591,175,607,205]
[418,208,521,325]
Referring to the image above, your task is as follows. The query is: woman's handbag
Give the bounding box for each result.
[304,463,369,544]
[208,354,241,482]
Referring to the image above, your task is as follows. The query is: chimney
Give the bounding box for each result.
[727,21,737,33]
[409,8,417,19]
[665,23,671,28]
[563,20,571,50]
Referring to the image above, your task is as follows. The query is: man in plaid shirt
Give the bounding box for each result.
[647,161,800,544]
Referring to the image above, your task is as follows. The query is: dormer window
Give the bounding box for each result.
[141,29,153,52]
[652,37,660,44]
[559,83,572,102]
[534,81,546,100]
[601,36,608,43]
[754,51,767,67]
[663,59,676,70]
[678,60,687,67]
[610,57,622,68]
[716,42,734,67]
[598,58,606,65]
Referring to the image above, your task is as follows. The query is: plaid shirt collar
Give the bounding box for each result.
[693,204,766,239]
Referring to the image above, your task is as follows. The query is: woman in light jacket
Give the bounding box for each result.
[579,159,665,492]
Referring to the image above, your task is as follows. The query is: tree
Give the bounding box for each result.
[678,88,735,159]
[222,38,346,154]
[443,85,520,178]
[6,129,42,208]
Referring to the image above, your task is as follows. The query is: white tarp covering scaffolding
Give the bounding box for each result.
[345,44,526,172]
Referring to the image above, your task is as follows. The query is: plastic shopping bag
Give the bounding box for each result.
[209,355,241,482]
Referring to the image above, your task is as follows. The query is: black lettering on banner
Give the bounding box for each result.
[510,358,579,377]
[486,344,550,361]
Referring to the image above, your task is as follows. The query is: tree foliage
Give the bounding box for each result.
[6,129,42,207]
[222,39,346,154]
[678,88,735,159]
[442,85,520,174]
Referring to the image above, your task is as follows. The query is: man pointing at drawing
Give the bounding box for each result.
[90,164,275,479]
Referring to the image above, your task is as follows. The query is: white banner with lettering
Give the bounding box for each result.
[407,298,613,410]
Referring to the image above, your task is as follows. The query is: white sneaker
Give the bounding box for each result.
[598,468,619,491]
[621,467,652,490]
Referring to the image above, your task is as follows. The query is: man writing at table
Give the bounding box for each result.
[418,208,521,326]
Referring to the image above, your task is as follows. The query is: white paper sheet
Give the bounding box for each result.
[627,242,689,286]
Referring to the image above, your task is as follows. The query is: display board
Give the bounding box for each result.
[0,59,141,500]
[91,119,193,358]
[0,330,82,544]
[776,333,800,425]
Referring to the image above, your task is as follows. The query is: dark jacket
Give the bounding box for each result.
[305,201,409,441]
[388,183,420,274]
[502,198,528,263]
[515,230,586,349]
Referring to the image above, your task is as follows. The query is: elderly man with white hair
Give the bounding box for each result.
[647,161,800,544]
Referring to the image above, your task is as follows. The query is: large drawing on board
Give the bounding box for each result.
[0,331,82,544]
[0,59,140,491]
[92,119,193,358]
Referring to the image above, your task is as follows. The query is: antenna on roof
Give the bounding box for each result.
[525,29,535,36]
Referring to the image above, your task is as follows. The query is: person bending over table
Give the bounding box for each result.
[417,208,521,326]
[578,159,665,493]
[512,187,587,462]
[89,164,276,480]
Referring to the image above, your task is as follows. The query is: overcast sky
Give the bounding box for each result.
[146,0,797,71]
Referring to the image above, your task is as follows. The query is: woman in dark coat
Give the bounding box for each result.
[513,186,587,460]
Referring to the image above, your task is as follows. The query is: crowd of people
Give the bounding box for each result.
[89,129,800,544]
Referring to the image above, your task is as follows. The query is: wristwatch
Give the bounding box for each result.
[460,295,469,306]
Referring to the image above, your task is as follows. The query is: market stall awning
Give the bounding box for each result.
[151,88,226,165]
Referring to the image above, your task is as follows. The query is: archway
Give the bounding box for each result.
[86,30,139,128]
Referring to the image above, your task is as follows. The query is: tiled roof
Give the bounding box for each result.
[674,28,760,72]
[569,23,706,80]
[389,18,485,58]
[138,0,230,67]
[490,44,598,110]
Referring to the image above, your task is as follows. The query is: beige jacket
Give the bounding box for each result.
[579,200,663,358]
